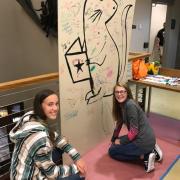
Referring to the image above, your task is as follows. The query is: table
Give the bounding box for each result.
[128,67,180,116]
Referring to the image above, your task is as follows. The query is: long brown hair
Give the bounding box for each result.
[112,82,133,124]
[33,89,58,145]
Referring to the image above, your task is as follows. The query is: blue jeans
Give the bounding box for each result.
[57,174,85,180]
[52,147,63,165]
[53,148,85,180]
[108,142,147,161]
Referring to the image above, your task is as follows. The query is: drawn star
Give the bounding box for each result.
[74,60,84,73]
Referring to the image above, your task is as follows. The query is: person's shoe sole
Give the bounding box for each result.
[146,153,155,173]
[155,144,163,162]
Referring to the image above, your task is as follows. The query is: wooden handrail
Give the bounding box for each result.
[0,72,59,91]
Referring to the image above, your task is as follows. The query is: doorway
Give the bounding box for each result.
[149,3,167,62]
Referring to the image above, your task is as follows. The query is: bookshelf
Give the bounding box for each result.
[0,102,24,178]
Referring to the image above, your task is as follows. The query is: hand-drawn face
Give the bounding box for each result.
[64,0,133,104]
[42,94,59,120]
[85,0,118,24]
[114,86,127,103]
[84,0,118,58]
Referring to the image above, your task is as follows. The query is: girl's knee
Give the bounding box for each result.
[108,145,125,161]
[108,145,116,157]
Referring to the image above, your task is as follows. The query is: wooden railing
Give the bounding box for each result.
[0,72,59,91]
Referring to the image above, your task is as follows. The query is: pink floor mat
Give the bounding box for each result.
[83,113,180,180]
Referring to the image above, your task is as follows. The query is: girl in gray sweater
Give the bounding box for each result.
[109,83,163,173]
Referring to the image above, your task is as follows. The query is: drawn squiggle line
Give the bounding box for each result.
[89,9,102,23]
[90,55,107,66]
[119,4,133,82]
[89,40,107,59]
[105,22,120,82]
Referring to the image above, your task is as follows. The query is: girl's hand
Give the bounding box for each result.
[115,138,121,145]
[75,158,87,176]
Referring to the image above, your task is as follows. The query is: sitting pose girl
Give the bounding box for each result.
[10,89,86,179]
[108,83,163,172]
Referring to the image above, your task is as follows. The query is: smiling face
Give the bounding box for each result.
[114,85,127,103]
[41,94,59,120]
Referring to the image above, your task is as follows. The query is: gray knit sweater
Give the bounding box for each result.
[112,99,156,153]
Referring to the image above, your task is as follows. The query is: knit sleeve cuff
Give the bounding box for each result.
[111,136,116,143]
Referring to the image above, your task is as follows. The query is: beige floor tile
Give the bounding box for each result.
[148,87,180,120]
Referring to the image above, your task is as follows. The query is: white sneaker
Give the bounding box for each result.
[144,153,156,173]
[153,144,163,162]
